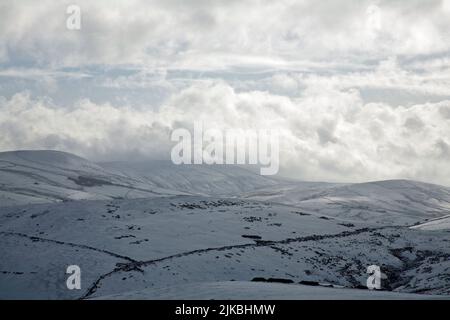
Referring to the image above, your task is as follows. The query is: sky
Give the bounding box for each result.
[0,0,450,185]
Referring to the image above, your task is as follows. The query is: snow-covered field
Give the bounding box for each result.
[0,150,449,299]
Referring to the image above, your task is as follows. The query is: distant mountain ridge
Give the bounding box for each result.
[1,150,449,227]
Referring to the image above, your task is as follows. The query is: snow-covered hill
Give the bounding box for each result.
[244,180,450,225]
[0,150,449,299]
[0,150,277,207]
[2,150,449,227]
[101,160,280,197]
[1,196,449,299]
[0,150,175,207]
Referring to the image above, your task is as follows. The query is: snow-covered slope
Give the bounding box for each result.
[411,215,450,231]
[244,180,450,225]
[101,161,280,197]
[0,150,180,207]
[2,150,449,226]
[0,150,277,207]
[1,196,449,299]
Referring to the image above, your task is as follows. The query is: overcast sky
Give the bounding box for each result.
[0,0,450,185]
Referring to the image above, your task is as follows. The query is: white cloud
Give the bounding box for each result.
[1,81,449,185]
[295,57,450,97]
[1,0,449,68]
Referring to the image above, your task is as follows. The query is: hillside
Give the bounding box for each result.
[0,150,449,299]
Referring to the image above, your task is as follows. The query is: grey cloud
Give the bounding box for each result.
[1,1,450,68]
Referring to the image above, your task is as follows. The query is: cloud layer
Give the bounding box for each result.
[1,0,450,68]
[1,1,450,185]
[1,82,449,185]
